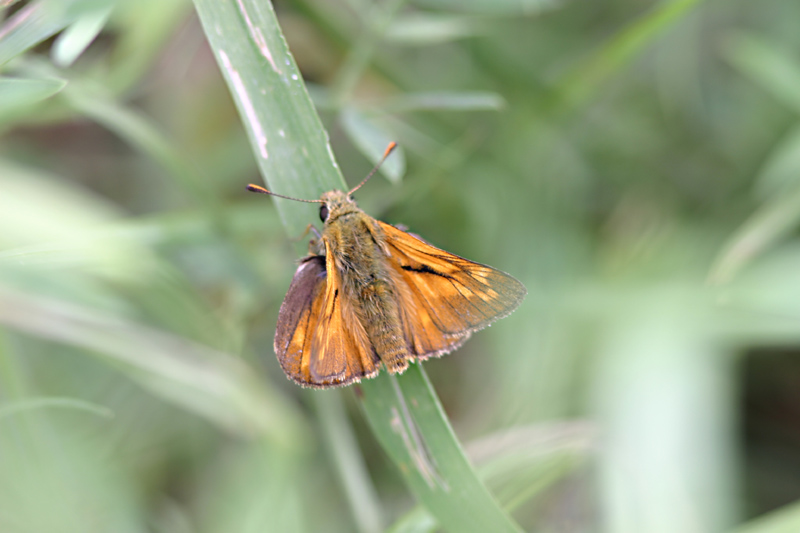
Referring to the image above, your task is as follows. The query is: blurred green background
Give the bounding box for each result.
[3,0,800,531]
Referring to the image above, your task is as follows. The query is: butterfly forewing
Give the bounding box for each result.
[379,221,526,354]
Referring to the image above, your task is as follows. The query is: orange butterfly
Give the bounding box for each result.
[248,143,526,388]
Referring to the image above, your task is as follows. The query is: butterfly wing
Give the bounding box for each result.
[308,244,380,386]
[378,221,526,359]
[273,248,379,388]
[273,256,327,386]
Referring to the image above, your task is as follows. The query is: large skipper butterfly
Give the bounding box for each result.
[248,143,526,388]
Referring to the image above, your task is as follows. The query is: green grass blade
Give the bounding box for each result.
[192,1,522,530]
[192,0,346,236]
[723,32,800,114]
[359,365,523,533]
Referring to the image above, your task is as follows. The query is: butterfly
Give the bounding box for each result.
[248,143,526,388]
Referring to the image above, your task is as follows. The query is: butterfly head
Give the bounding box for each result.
[319,190,359,223]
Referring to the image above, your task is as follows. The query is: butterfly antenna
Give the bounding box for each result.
[246,184,323,203]
[347,142,397,196]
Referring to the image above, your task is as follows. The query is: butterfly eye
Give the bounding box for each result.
[319,204,329,222]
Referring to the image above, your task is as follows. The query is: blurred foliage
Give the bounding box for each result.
[2,0,800,531]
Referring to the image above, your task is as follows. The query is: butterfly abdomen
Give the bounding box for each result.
[358,278,409,374]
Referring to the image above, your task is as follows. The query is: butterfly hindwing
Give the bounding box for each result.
[273,256,327,386]
[309,243,379,386]
[274,243,379,388]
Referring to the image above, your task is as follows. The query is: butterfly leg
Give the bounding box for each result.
[295,223,325,255]
[295,223,322,241]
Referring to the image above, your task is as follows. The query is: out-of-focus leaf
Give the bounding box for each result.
[0,414,143,533]
[0,286,309,448]
[709,185,800,284]
[723,32,800,114]
[0,0,112,66]
[0,75,66,121]
[734,500,800,533]
[377,91,505,112]
[409,0,561,16]
[385,13,487,44]
[389,421,595,533]
[0,397,114,420]
[0,0,25,9]
[328,0,405,104]
[360,366,524,533]
[314,391,384,533]
[340,106,406,183]
[0,158,155,284]
[558,0,703,110]
[713,246,800,346]
[105,0,190,93]
[388,508,437,533]
[0,158,120,247]
[754,125,800,199]
[52,5,113,67]
[467,421,594,502]
[63,83,213,205]
[593,297,736,533]
[193,442,305,533]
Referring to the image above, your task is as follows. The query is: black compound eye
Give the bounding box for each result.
[319,204,329,222]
